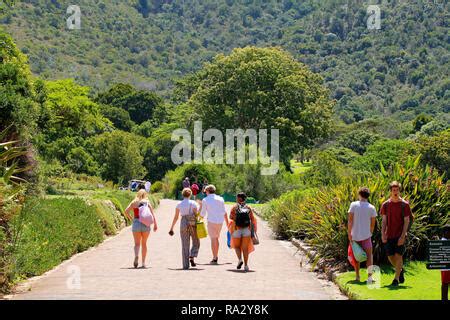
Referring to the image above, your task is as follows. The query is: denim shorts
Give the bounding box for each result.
[132,219,151,233]
[232,227,251,238]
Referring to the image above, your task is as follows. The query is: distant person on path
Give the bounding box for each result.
[191,182,199,200]
[381,181,412,286]
[441,224,450,301]
[124,189,158,268]
[229,192,257,272]
[169,188,200,269]
[182,177,190,189]
[144,181,151,193]
[200,185,229,264]
[347,187,377,283]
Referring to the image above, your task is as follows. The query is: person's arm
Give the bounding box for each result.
[370,206,377,234]
[124,201,136,223]
[398,216,410,245]
[380,203,387,243]
[149,203,157,231]
[348,212,354,241]
[192,202,199,216]
[169,208,180,234]
[200,199,207,218]
[370,217,376,234]
[229,206,236,221]
[222,201,229,226]
[250,208,257,232]
[381,215,387,243]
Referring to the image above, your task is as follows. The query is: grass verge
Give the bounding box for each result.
[335,261,442,300]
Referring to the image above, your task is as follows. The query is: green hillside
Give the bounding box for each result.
[1,0,449,123]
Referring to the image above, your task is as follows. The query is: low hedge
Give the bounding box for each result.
[11,198,105,278]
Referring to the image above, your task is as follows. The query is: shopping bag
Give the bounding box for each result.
[227,231,231,248]
[196,219,208,239]
[351,241,367,262]
[347,243,357,268]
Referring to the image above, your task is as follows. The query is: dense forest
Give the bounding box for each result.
[1,0,449,123]
[1,0,449,294]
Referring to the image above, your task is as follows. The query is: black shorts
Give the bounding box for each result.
[384,237,405,256]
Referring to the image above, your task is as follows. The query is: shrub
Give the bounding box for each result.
[91,200,125,236]
[351,139,411,172]
[150,181,163,193]
[10,198,105,278]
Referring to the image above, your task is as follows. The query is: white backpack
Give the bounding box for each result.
[138,202,154,227]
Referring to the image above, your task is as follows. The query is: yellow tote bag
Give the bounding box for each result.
[196,218,208,239]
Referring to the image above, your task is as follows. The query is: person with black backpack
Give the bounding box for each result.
[229,192,257,272]
[381,181,413,287]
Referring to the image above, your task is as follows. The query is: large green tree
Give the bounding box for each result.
[95,83,166,126]
[89,131,147,184]
[180,47,334,169]
[0,28,39,138]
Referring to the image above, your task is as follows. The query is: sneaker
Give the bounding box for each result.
[391,279,399,287]
[210,258,218,265]
[367,278,375,285]
[189,258,196,267]
[133,256,138,269]
[237,260,244,270]
[399,269,405,283]
[244,265,249,272]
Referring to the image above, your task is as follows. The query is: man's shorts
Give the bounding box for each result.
[442,270,450,284]
[207,222,223,239]
[384,237,405,256]
[232,227,251,239]
[355,237,372,250]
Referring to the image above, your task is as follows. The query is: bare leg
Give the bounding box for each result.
[355,262,360,281]
[241,237,252,266]
[365,247,373,279]
[141,231,150,266]
[132,232,142,268]
[133,232,142,258]
[395,254,403,280]
[211,238,219,259]
[233,237,242,261]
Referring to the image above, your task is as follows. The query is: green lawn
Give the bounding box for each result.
[336,261,443,300]
[290,160,312,174]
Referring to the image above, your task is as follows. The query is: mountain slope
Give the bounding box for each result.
[1,0,449,122]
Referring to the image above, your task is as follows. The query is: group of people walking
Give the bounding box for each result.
[348,181,412,286]
[181,176,208,199]
[124,183,257,272]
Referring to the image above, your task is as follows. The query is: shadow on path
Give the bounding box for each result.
[168,268,205,271]
[226,269,256,273]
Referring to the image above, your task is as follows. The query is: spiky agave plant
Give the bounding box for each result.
[266,156,449,265]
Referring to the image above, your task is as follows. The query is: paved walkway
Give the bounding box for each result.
[7,199,345,300]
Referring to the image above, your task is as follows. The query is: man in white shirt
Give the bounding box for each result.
[348,187,377,283]
[200,185,229,264]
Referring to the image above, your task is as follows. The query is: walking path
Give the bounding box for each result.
[6,199,345,300]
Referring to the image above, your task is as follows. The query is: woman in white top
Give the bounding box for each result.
[169,188,200,269]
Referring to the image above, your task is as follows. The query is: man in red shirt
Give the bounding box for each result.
[381,181,412,286]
